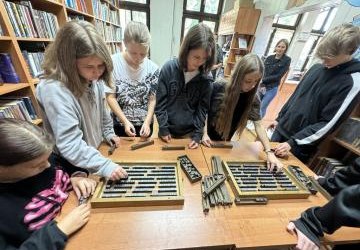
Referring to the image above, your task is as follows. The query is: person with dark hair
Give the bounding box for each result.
[202,54,283,171]
[287,157,360,250]
[0,118,96,249]
[259,39,291,117]
[269,23,360,163]
[155,23,216,149]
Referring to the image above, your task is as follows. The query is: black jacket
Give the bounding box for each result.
[262,54,291,89]
[155,59,213,142]
[0,167,70,249]
[293,158,360,247]
[275,59,360,148]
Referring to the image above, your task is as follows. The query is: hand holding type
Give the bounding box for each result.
[201,133,213,147]
[57,203,91,236]
[109,165,128,181]
[188,140,199,149]
[140,121,151,138]
[70,177,97,200]
[274,142,291,157]
[266,152,283,172]
[111,136,121,147]
[268,120,278,130]
[124,121,136,137]
[286,222,320,250]
[160,134,171,143]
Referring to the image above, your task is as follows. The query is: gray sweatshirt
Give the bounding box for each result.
[36,78,117,177]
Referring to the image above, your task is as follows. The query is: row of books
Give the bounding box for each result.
[95,20,122,42]
[107,43,121,55]
[65,0,88,14]
[92,0,120,26]
[0,97,37,122]
[336,117,360,149]
[0,53,20,83]
[22,51,44,78]
[313,157,347,179]
[4,1,59,39]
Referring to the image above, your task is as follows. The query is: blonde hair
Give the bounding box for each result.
[215,54,264,140]
[316,23,360,58]
[42,20,113,97]
[124,21,151,47]
[179,23,215,73]
[0,119,54,166]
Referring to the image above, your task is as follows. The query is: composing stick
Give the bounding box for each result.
[108,143,116,155]
[287,165,318,195]
[131,140,154,150]
[162,145,186,150]
[78,196,89,205]
[211,143,233,149]
[309,176,332,200]
[202,175,226,198]
[234,196,268,205]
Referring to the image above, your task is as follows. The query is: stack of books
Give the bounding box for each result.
[313,157,347,179]
[0,53,20,83]
[0,97,37,121]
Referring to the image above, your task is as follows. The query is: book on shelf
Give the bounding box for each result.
[238,35,247,49]
[22,51,44,78]
[0,24,3,36]
[65,0,88,13]
[4,0,59,39]
[0,53,20,83]
[336,117,360,149]
[0,96,37,121]
[313,157,347,179]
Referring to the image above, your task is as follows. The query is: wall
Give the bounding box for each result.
[150,0,183,66]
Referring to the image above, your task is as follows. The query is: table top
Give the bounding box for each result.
[62,138,360,250]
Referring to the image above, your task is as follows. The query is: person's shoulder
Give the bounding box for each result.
[160,58,179,73]
[213,79,227,93]
[144,58,160,72]
[284,54,291,61]
[37,78,63,91]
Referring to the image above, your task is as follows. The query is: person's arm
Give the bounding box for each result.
[262,57,291,84]
[286,82,356,149]
[192,80,213,143]
[319,158,360,195]
[155,66,170,137]
[37,83,118,178]
[0,221,67,250]
[202,116,213,147]
[106,93,136,136]
[288,184,360,248]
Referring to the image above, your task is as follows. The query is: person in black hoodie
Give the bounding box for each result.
[0,119,96,250]
[155,23,215,149]
[287,157,360,250]
[269,24,360,163]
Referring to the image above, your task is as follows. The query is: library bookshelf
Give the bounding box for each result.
[218,8,261,78]
[310,102,360,170]
[0,0,122,124]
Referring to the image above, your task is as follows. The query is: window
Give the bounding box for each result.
[298,7,338,71]
[119,0,150,31]
[264,14,301,56]
[181,0,224,39]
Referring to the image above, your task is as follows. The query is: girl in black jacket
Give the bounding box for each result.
[0,119,96,250]
[155,23,215,149]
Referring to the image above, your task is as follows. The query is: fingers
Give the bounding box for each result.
[188,141,199,149]
[286,222,297,235]
[74,179,97,198]
[140,126,150,137]
[161,135,171,143]
[110,166,128,181]
[112,136,121,147]
[202,139,212,147]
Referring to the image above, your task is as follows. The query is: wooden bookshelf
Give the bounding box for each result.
[310,102,360,168]
[333,138,360,156]
[0,0,122,122]
[218,8,261,77]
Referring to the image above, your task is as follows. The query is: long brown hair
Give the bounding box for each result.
[215,54,264,140]
[0,119,54,166]
[42,21,113,97]
[179,23,215,73]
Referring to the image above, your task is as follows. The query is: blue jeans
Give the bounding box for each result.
[260,86,278,118]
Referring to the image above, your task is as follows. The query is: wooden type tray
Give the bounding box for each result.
[91,162,184,208]
[222,160,310,199]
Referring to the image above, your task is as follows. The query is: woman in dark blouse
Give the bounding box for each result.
[259,39,291,117]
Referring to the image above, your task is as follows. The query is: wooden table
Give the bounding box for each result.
[62,139,360,250]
